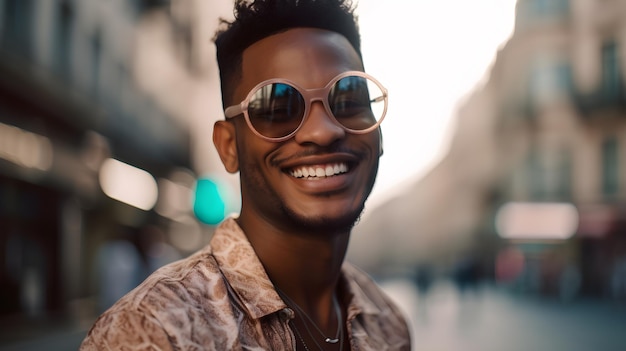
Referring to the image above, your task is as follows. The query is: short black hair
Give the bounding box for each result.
[214,0,361,109]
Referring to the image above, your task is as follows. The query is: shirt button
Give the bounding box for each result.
[279,308,294,321]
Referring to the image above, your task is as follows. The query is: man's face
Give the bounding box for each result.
[230,28,381,233]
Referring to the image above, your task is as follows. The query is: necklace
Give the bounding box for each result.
[288,309,345,351]
[276,287,343,345]
[290,320,313,351]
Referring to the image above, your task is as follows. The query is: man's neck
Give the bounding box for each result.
[236,214,350,299]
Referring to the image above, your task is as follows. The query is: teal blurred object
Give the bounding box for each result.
[193,177,226,225]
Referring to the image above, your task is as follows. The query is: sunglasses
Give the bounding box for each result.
[224,71,388,142]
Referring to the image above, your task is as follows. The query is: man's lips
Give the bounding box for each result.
[288,162,349,179]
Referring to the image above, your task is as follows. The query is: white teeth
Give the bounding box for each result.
[325,165,333,176]
[290,163,349,179]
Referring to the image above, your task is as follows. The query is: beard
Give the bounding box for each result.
[278,198,365,236]
[235,132,379,236]
[239,159,376,237]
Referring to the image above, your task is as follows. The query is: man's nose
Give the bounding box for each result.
[293,101,345,145]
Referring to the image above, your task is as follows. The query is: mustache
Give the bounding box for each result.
[270,145,366,166]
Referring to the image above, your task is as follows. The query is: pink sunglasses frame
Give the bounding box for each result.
[224,70,388,142]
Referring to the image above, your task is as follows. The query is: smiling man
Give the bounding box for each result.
[80,1,411,350]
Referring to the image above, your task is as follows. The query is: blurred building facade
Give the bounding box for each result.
[351,0,626,300]
[484,0,626,299]
[0,0,206,337]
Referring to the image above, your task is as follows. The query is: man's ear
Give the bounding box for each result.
[213,120,239,173]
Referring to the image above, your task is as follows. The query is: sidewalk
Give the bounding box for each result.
[381,278,626,351]
[0,309,90,351]
[0,329,86,351]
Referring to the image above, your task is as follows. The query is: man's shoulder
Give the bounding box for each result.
[81,247,228,349]
[122,246,222,310]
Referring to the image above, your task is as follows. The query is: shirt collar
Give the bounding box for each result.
[341,263,385,318]
[209,217,383,320]
[209,217,286,320]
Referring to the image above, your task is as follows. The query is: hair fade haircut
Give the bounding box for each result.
[214,0,361,110]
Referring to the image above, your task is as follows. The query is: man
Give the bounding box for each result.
[81,0,411,350]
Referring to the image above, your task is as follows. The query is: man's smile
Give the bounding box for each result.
[288,162,349,179]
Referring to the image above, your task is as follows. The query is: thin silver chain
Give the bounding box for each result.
[277,287,345,351]
[277,287,342,343]
[290,320,313,351]
[339,315,344,351]
[297,313,326,351]
[289,310,345,351]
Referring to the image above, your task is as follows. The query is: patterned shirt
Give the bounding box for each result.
[80,217,411,350]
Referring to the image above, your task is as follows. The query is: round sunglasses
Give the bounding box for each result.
[224,71,388,142]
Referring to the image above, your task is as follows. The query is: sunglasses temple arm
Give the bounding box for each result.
[370,96,386,103]
[224,105,243,119]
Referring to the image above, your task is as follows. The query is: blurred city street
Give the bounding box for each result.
[383,279,626,351]
[1,278,625,351]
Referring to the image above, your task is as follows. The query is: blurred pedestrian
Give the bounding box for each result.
[611,254,626,300]
[80,0,411,350]
[414,263,435,296]
[95,230,144,313]
[453,255,481,296]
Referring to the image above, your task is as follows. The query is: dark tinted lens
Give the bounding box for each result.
[248,83,305,138]
[328,76,384,130]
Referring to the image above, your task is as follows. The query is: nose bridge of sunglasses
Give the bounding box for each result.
[301,84,336,114]
[297,98,345,137]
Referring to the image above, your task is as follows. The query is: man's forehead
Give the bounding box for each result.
[238,28,363,88]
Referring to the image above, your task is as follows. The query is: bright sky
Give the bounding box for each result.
[355,0,517,208]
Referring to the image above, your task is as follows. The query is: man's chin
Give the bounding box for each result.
[283,206,364,235]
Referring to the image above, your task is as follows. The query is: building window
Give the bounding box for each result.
[527,148,544,200]
[526,146,572,201]
[54,1,74,79]
[529,60,573,106]
[555,149,572,200]
[91,33,102,98]
[601,137,619,198]
[516,0,570,30]
[600,41,622,101]
[529,0,569,16]
[2,0,33,58]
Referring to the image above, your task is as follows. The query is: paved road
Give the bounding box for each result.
[2,279,625,351]
[381,279,626,351]
[0,329,85,351]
